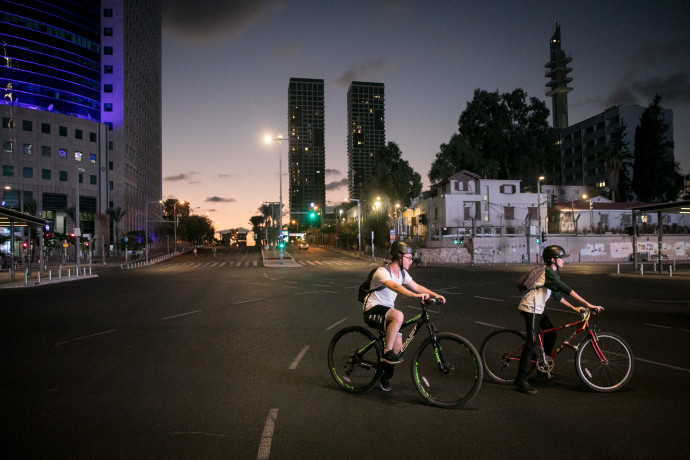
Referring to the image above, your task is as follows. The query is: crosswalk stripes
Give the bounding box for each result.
[156,258,362,270]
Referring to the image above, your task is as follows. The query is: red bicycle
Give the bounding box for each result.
[480,311,633,392]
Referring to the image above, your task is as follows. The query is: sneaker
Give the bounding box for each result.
[379,378,391,392]
[515,380,538,395]
[380,350,403,365]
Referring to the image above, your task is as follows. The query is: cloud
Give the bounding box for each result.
[603,72,690,107]
[337,58,390,87]
[164,172,197,181]
[325,168,342,177]
[162,0,284,41]
[325,177,348,191]
[206,196,237,203]
[218,173,232,178]
[274,43,300,59]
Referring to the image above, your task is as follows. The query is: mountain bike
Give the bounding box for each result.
[480,310,633,392]
[327,298,483,408]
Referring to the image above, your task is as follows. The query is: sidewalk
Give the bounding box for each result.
[261,247,301,268]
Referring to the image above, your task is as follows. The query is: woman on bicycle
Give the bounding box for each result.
[515,245,603,395]
[363,241,446,391]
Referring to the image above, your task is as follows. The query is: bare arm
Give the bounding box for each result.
[561,290,603,312]
[394,279,446,304]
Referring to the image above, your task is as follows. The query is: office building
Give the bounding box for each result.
[347,81,385,200]
[288,78,325,227]
[1,1,162,255]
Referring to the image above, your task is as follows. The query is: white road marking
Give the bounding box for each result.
[645,323,690,333]
[55,329,118,346]
[474,296,505,302]
[326,318,348,330]
[257,408,279,459]
[163,310,202,320]
[289,345,310,370]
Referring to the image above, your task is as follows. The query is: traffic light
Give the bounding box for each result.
[536,236,540,244]
[541,231,547,243]
[22,240,28,249]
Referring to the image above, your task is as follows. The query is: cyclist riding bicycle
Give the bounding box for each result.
[362,240,446,391]
[515,244,603,395]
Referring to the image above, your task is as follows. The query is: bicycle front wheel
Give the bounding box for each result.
[411,333,483,408]
[480,329,526,384]
[328,326,382,394]
[575,332,634,392]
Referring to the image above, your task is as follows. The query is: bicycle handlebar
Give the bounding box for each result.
[421,297,443,306]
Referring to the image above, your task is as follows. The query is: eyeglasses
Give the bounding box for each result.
[403,255,414,261]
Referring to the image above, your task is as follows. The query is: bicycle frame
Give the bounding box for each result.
[537,311,608,365]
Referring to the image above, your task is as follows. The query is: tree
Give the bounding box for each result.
[366,142,422,207]
[249,215,265,246]
[599,122,632,202]
[429,88,556,185]
[106,207,127,253]
[178,215,214,245]
[632,94,680,202]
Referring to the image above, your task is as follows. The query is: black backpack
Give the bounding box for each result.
[358,265,406,303]
[517,265,545,293]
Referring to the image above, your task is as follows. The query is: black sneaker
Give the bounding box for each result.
[379,378,391,392]
[380,350,403,365]
[515,380,538,395]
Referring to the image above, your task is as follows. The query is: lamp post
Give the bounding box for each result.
[76,167,85,275]
[145,200,162,262]
[350,198,361,257]
[537,175,545,236]
[582,194,593,231]
[265,135,287,237]
[173,200,185,253]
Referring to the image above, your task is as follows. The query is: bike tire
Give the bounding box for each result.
[411,332,483,408]
[575,331,634,392]
[327,326,382,394]
[480,329,526,384]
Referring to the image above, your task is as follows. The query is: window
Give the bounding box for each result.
[2,141,11,152]
[109,181,113,190]
[104,84,113,93]
[104,46,113,55]
[22,120,32,131]
[104,27,113,36]
[104,65,113,74]
[504,206,515,220]
[23,144,32,155]
[42,146,51,157]
[104,103,113,112]
[42,169,51,180]
[41,123,50,134]
[2,117,14,129]
[109,161,113,170]
[59,149,67,159]
[75,129,83,139]
[90,175,97,185]
[59,126,67,136]
[59,171,68,181]
[500,184,516,194]
[23,167,33,178]
[104,8,113,17]
[90,132,97,142]
[3,165,13,176]
[89,154,96,163]
[75,151,83,161]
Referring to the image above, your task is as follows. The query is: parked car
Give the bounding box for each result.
[298,242,309,250]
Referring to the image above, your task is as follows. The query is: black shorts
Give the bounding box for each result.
[363,305,392,330]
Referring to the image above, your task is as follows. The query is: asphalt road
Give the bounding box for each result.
[2,246,689,459]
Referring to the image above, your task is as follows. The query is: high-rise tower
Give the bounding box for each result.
[288,78,325,227]
[347,81,385,200]
[545,22,573,129]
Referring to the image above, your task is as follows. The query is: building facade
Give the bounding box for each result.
[1,0,162,255]
[288,78,326,227]
[347,81,385,200]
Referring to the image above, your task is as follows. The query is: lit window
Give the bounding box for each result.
[59,149,67,159]
[89,154,96,163]
[2,141,11,152]
[23,144,32,155]
[75,151,83,161]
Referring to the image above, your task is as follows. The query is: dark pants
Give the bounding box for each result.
[516,311,556,383]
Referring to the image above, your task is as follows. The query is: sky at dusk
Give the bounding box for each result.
[160,0,690,232]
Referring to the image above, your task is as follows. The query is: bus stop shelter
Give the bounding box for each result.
[631,200,690,271]
[0,207,47,279]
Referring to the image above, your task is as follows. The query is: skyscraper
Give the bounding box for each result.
[0,1,161,253]
[288,78,325,227]
[347,81,385,200]
[545,22,573,129]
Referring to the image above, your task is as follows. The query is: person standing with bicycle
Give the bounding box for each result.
[515,245,603,395]
[362,241,446,391]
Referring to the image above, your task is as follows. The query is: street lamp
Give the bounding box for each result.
[265,135,287,237]
[173,200,185,253]
[582,194,593,231]
[537,175,545,237]
[350,198,361,257]
[76,167,85,275]
[145,200,162,262]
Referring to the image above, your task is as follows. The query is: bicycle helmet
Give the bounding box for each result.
[542,245,567,263]
[390,240,414,258]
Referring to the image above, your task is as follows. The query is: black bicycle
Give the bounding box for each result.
[327,298,483,408]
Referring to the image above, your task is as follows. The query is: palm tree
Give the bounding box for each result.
[249,215,265,246]
[106,207,127,254]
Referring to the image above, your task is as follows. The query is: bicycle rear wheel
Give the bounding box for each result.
[411,333,483,408]
[575,332,634,392]
[328,326,382,393]
[480,329,526,384]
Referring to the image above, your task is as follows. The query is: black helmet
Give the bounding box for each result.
[390,240,414,258]
[542,245,567,263]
